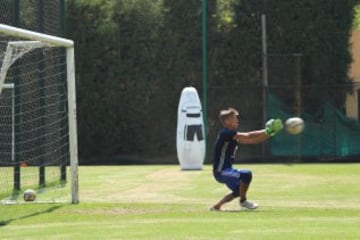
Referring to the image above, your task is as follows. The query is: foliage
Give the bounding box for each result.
[263,0,358,111]
[68,0,168,160]
[67,0,360,162]
[354,4,360,29]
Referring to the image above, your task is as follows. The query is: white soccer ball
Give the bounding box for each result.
[23,189,36,202]
[285,117,304,135]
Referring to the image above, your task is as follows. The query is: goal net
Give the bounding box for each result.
[0,24,78,204]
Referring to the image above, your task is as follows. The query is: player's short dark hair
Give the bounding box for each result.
[219,107,239,124]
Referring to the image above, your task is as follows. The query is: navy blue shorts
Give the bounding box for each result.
[213,168,253,197]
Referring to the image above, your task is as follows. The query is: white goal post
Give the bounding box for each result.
[1,83,15,163]
[0,24,79,204]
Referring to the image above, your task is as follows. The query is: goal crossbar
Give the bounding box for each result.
[0,24,79,204]
[0,24,73,47]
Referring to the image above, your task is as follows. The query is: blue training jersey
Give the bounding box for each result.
[213,128,238,172]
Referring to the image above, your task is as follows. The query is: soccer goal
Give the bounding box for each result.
[0,24,78,204]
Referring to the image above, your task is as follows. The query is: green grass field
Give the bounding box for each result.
[0,164,360,239]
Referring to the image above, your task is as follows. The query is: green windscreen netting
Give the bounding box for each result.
[267,93,360,159]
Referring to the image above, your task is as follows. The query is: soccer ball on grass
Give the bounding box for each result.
[23,189,36,202]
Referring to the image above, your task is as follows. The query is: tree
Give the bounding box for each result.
[67,0,360,162]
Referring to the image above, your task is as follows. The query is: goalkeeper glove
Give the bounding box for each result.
[265,118,283,136]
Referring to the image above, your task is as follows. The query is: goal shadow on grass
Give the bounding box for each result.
[0,205,62,227]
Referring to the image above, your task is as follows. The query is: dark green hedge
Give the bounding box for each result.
[67,0,359,163]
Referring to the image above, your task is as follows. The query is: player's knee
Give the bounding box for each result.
[239,170,252,184]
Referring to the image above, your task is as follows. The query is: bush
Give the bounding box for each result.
[67,0,359,163]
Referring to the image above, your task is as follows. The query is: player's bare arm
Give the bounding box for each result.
[234,130,269,144]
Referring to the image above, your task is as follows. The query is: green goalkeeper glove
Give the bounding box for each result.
[265,118,283,136]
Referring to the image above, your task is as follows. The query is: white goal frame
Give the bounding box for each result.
[1,83,15,163]
[0,24,79,204]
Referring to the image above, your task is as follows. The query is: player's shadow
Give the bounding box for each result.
[223,209,259,213]
[0,205,62,227]
[210,208,261,213]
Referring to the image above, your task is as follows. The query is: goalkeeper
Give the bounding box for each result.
[211,107,283,210]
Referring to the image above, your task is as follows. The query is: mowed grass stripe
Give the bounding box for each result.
[0,164,359,240]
